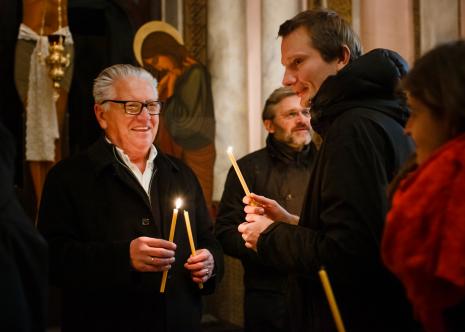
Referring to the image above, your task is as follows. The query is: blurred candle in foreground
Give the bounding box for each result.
[160,198,182,293]
[318,267,346,332]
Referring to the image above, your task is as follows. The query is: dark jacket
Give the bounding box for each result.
[216,135,316,331]
[256,49,419,332]
[38,137,223,332]
[216,135,316,290]
[0,123,48,332]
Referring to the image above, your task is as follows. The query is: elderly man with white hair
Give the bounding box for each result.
[38,64,223,332]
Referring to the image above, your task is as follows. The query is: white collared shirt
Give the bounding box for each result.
[109,139,158,195]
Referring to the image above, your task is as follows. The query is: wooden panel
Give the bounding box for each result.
[461,0,465,37]
[205,255,245,326]
[183,0,208,65]
[413,0,421,60]
[328,0,352,24]
[306,0,352,24]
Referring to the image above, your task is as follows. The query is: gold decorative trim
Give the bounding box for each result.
[306,0,352,24]
[308,0,323,9]
[328,0,352,24]
[133,20,184,66]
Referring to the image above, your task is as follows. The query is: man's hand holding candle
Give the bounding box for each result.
[238,193,300,250]
[243,193,299,225]
[184,248,215,284]
[129,237,176,272]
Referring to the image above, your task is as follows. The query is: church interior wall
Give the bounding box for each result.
[0,0,464,329]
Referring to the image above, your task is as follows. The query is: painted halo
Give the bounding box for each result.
[133,20,184,66]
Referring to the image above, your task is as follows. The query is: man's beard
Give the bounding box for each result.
[283,129,312,149]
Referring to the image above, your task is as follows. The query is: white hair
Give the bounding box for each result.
[92,64,158,105]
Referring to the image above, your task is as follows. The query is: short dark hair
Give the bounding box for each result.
[262,87,296,121]
[278,9,362,63]
[402,40,465,138]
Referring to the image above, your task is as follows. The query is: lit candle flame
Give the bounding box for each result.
[161,197,182,293]
[227,146,233,154]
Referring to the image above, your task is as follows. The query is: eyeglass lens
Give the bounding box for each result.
[125,101,161,115]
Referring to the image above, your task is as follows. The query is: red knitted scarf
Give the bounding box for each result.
[382,133,465,332]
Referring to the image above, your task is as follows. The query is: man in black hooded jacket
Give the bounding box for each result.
[238,9,420,332]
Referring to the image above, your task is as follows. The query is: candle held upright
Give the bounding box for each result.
[226,146,251,196]
[160,198,182,293]
[183,210,203,289]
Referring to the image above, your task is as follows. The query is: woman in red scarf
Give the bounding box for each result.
[382,40,465,332]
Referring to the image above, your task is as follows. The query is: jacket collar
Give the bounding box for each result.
[86,136,117,175]
[87,136,182,237]
[87,136,180,175]
[266,134,313,167]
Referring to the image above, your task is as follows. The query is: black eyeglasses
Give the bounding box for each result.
[100,100,163,115]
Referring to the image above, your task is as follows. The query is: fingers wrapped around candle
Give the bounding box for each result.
[184,248,215,283]
[243,193,298,224]
[243,193,268,206]
[238,215,274,251]
[130,236,176,272]
[243,195,265,215]
[147,256,175,269]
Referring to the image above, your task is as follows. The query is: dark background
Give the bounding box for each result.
[0,0,161,216]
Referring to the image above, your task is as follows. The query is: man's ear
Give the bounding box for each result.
[336,45,351,71]
[94,104,108,129]
[263,119,275,134]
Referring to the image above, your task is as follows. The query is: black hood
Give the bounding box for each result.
[311,49,409,135]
